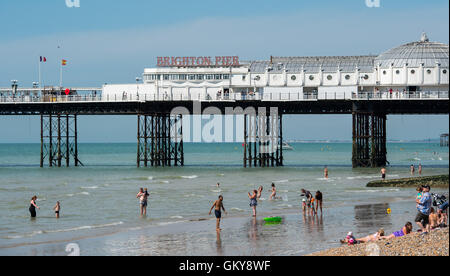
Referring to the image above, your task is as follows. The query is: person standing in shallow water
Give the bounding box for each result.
[53,201,61,219]
[29,196,39,218]
[419,164,423,176]
[381,167,387,181]
[136,188,148,216]
[209,195,227,231]
[324,166,329,179]
[248,190,258,217]
[411,165,415,176]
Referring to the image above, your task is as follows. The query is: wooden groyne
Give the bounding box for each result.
[367,175,449,188]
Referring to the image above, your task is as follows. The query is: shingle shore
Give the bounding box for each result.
[308,228,449,256]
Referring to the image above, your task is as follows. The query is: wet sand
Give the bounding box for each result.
[0,199,421,256]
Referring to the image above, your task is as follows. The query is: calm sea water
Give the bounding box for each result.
[0,142,448,255]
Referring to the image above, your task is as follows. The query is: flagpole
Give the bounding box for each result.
[39,59,41,96]
[60,61,63,90]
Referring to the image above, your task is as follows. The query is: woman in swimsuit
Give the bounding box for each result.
[382,222,413,240]
[315,191,323,215]
[136,188,147,216]
[356,229,385,243]
[29,196,39,218]
[248,190,258,217]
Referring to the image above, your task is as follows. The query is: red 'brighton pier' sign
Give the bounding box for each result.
[157,56,240,67]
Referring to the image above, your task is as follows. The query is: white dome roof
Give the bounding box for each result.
[375,34,449,68]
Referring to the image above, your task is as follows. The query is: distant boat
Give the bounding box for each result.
[279,142,294,151]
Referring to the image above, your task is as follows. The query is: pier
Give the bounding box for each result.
[441,134,449,147]
[0,90,448,168]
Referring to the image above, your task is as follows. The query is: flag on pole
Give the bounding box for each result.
[40,56,47,62]
[62,59,67,66]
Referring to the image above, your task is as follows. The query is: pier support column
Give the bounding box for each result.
[352,111,387,168]
[244,108,283,168]
[137,113,184,167]
[40,114,81,167]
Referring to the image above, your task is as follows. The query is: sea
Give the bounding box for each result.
[0,142,448,256]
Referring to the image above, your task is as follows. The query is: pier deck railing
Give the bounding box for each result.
[0,91,448,103]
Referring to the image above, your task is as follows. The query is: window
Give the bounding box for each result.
[214,74,222,80]
[309,75,314,81]
[255,75,261,81]
[427,69,432,74]
[443,70,448,74]
[223,74,230,80]
[383,71,387,75]
[327,75,332,81]
[411,70,416,74]
[291,75,297,81]
[188,75,196,81]
[206,74,214,80]
[396,70,400,75]
[179,74,187,80]
[345,75,351,80]
[242,75,246,81]
[163,75,169,80]
[364,74,369,80]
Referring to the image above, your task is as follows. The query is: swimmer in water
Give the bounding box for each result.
[53,201,61,219]
[249,190,258,217]
[418,164,423,176]
[324,166,329,179]
[269,183,277,200]
[209,195,227,231]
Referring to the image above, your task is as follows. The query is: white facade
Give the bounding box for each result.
[103,34,449,100]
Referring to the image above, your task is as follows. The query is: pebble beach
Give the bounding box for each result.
[309,228,449,256]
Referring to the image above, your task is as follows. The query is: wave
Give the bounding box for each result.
[181,175,198,179]
[273,179,289,183]
[230,208,244,212]
[81,186,99,190]
[346,188,400,193]
[170,216,184,219]
[4,222,124,239]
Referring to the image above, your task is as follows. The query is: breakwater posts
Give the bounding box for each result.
[367,175,449,188]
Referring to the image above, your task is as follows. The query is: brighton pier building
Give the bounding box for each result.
[103,34,449,101]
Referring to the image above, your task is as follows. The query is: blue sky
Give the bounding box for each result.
[0,0,448,142]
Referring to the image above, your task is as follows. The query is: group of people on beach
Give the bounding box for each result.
[380,164,423,181]
[206,183,324,232]
[28,196,61,219]
[341,184,449,246]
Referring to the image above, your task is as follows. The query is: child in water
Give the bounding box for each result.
[248,190,258,217]
[53,201,61,219]
[269,183,277,200]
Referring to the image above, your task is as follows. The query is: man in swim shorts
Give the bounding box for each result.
[209,195,227,231]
